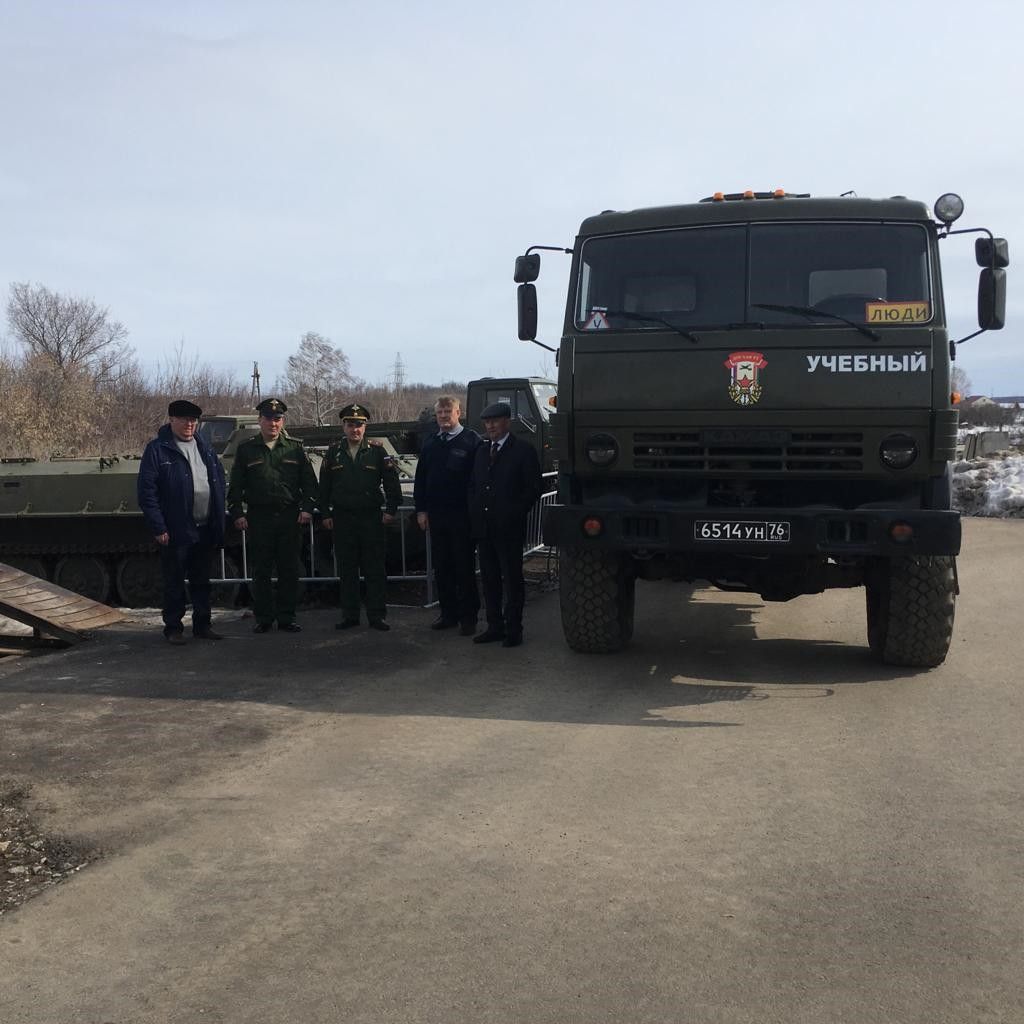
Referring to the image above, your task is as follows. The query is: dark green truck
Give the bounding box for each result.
[516,190,1008,666]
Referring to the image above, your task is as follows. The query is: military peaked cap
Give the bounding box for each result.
[256,397,288,417]
[480,401,512,419]
[338,403,371,422]
[168,399,202,418]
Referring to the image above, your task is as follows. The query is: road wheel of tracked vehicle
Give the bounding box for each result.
[865,555,957,668]
[115,554,163,608]
[3,556,49,581]
[53,555,112,604]
[558,546,635,653]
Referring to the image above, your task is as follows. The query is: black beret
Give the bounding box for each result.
[256,397,288,416]
[480,401,512,419]
[338,403,371,422]
[168,399,202,418]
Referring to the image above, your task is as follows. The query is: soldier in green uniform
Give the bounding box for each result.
[227,397,319,633]
[319,403,402,631]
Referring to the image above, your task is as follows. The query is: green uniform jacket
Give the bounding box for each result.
[319,441,402,516]
[227,435,319,517]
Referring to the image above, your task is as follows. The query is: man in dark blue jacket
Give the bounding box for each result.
[137,400,227,644]
[414,395,481,635]
[468,402,542,647]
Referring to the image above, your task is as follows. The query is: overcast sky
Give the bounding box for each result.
[1,0,1021,397]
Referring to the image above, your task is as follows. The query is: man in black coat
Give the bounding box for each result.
[137,399,227,644]
[414,395,481,635]
[468,402,542,647]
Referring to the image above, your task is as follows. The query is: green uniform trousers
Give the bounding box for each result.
[335,509,388,622]
[247,508,304,626]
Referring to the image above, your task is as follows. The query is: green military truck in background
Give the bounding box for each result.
[516,190,1008,667]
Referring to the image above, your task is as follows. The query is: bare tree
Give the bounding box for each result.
[275,331,358,425]
[951,364,972,398]
[6,282,135,386]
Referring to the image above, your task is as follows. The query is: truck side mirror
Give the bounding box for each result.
[514,254,541,283]
[978,268,1006,330]
[976,237,1009,268]
[517,284,538,340]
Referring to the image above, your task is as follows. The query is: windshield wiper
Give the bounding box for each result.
[751,303,880,342]
[605,309,700,343]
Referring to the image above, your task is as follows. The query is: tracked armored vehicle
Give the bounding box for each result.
[518,190,1008,667]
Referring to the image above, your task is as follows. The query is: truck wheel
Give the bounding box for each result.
[865,555,956,668]
[558,547,635,653]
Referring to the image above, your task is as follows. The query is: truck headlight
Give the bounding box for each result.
[879,434,918,470]
[584,433,618,466]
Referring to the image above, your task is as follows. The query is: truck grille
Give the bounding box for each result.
[632,430,864,473]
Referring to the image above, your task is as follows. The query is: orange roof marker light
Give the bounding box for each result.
[951,391,962,405]
[712,192,725,201]
[742,189,755,199]
[773,187,786,197]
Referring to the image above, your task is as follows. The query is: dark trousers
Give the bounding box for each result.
[477,524,525,636]
[247,508,303,626]
[335,510,388,622]
[159,525,214,636]
[429,512,479,624]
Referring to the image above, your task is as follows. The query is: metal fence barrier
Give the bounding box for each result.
[213,472,558,608]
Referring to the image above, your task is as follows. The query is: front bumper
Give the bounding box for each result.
[543,504,961,557]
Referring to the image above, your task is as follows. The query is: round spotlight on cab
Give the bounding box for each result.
[584,433,618,467]
[879,434,918,470]
[582,516,604,538]
[934,193,964,226]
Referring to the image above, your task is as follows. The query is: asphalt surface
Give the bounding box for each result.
[1,519,1022,1023]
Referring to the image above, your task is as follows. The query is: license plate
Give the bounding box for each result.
[694,520,791,543]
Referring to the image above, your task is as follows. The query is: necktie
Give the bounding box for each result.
[490,441,499,463]
[441,432,450,442]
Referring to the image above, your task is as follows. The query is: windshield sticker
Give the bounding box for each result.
[865,301,930,323]
[806,352,928,373]
[724,351,767,406]
[583,306,611,330]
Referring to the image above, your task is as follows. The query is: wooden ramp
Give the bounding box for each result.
[0,563,126,646]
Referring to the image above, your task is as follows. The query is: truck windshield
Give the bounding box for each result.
[531,383,557,421]
[575,222,932,331]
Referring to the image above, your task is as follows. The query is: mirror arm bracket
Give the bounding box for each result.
[953,328,985,348]
[530,339,557,353]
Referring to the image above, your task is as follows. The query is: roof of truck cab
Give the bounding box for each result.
[578,196,934,237]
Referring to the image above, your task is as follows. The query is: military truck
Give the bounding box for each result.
[516,190,1008,666]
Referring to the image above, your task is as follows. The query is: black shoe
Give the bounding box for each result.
[459,621,477,636]
[278,622,302,633]
[164,632,186,646]
[502,634,523,648]
[430,617,458,631]
[194,628,223,640]
[335,619,360,630]
[473,629,505,644]
[368,620,390,632]
[253,623,272,634]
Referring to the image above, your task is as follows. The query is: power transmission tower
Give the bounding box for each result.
[250,361,261,405]
[391,352,406,393]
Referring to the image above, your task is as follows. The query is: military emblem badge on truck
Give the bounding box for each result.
[725,351,767,406]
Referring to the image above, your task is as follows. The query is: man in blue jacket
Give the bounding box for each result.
[414,395,481,635]
[137,399,227,644]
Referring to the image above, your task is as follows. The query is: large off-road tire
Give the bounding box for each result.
[866,555,957,668]
[558,546,635,653]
